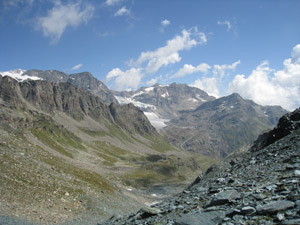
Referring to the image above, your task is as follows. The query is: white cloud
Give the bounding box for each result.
[134,28,207,74]
[291,44,300,64]
[229,46,300,111]
[105,0,123,6]
[37,1,94,44]
[114,6,130,17]
[172,63,211,78]
[160,19,171,32]
[71,64,82,70]
[189,60,240,98]
[213,60,240,77]
[191,77,220,98]
[161,19,170,27]
[217,20,232,32]
[106,67,143,90]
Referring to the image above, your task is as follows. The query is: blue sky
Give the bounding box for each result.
[1,0,300,110]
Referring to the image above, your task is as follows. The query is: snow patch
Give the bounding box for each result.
[187,98,198,102]
[115,96,156,110]
[145,87,154,92]
[131,91,145,98]
[196,94,207,102]
[161,90,169,98]
[0,69,42,82]
[144,112,169,130]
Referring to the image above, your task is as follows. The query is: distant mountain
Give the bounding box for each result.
[22,69,118,104]
[114,83,215,129]
[162,93,288,158]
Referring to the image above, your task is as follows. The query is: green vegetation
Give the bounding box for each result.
[78,127,108,137]
[106,123,133,143]
[30,116,86,158]
[148,136,175,153]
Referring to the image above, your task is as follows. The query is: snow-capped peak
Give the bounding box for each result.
[0,69,42,82]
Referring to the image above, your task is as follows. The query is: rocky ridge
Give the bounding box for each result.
[22,69,118,104]
[103,108,300,225]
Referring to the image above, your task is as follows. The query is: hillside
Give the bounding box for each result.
[0,75,214,224]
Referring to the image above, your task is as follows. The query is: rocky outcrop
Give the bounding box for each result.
[68,72,118,104]
[102,108,300,225]
[251,108,300,151]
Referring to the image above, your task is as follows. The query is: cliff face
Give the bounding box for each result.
[23,69,118,104]
[0,75,155,136]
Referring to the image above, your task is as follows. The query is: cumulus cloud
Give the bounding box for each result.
[37,1,94,44]
[106,67,143,90]
[217,20,232,32]
[105,0,123,6]
[71,64,82,70]
[134,28,207,74]
[291,44,300,64]
[191,77,220,97]
[114,6,130,17]
[229,45,300,111]
[172,63,211,78]
[213,60,240,77]
[189,60,240,98]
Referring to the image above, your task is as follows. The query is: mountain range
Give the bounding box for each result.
[0,69,290,224]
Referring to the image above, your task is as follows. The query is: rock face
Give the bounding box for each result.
[23,69,117,104]
[102,108,300,225]
[251,108,300,151]
[163,93,288,158]
[68,72,118,104]
[0,75,155,136]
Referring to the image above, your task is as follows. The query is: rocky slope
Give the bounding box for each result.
[103,108,300,225]
[162,93,288,158]
[0,75,213,224]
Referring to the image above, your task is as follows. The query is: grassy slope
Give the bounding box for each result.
[0,108,216,224]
